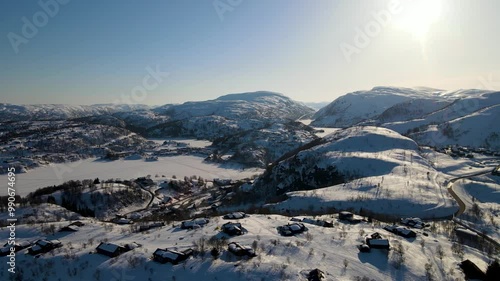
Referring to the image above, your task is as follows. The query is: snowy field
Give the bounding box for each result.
[0,156,263,197]
[0,213,491,281]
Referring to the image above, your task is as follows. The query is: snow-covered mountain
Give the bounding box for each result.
[0,103,150,122]
[147,91,315,140]
[312,87,500,150]
[155,91,314,121]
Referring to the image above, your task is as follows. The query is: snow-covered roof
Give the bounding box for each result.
[97,242,121,253]
[368,239,389,246]
[31,245,42,252]
[154,249,182,260]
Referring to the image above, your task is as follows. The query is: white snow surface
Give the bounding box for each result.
[0,156,263,196]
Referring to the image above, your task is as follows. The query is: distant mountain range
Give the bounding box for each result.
[2,87,499,149]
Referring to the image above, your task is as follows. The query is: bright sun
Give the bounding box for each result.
[394,0,443,42]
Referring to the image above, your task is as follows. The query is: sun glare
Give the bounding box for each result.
[394,0,443,42]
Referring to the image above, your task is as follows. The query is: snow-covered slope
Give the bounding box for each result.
[311,87,449,127]
[254,126,457,218]
[408,104,500,149]
[312,87,500,150]
[211,122,318,167]
[0,212,487,281]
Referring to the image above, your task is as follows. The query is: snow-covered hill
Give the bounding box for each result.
[210,121,318,167]
[312,87,500,150]
[155,91,313,121]
[253,126,457,218]
[148,91,315,140]
[0,103,150,122]
[311,87,450,128]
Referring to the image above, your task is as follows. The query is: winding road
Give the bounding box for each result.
[446,169,493,217]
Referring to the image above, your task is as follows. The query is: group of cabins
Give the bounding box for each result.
[0,241,31,256]
[291,217,334,228]
[28,239,63,255]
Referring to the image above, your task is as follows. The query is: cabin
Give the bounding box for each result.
[223,212,247,220]
[0,241,31,256]
[339,211,362,223]
[460,259,486,280]
[28,239,62,255]
[59,225,79,232]
[152,248,193,264]
[222,222,243,236]
[400,217,425,229]
[139,222,165,232]
[181,218,209,229]
[302,218,334,228]
[95,242,127,257]
[277,222,307,236]
[365,233,390,249]
[383,225,417,238]
[339,211,353,220]
[366,238,390,249]
[227,242,256,257]
[114,218,133,225]
[308,268,325,281]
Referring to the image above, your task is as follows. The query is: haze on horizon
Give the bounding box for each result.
[1,0,499,106]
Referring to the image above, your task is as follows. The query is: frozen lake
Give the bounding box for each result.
[147,138,212,148]
[1,156,263,196]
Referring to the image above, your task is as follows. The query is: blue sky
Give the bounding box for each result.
[1,0,499,105]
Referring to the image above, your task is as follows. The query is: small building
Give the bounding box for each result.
[227,242,256,257]
[222,222,243,236]
[152,248,193,264]
[383,225,417,238]
[114,218,133,225]
[277,222,307,236]
[95,242,127,258]
[308,268,325,281]
[339,211,353,220]
[28,240,62,255]
[0,241,31,256]
[339,211,362,223]
[400,217,425,229]
[460,259,486,280]
[181,218,209,229]
[223,212,247,220]
[59,225,80,232]
[365,233,389,249]
[302,218,334,228]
